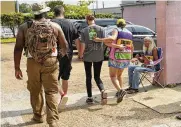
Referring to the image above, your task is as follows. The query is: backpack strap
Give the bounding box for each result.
[27,20,33,28]
[24,20,33,57]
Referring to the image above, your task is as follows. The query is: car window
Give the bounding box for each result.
[73,21,88,32]
[126,21,134,25]
[125,26,134,33]
[133,26,154,35]
[77,21,88,30]
[74,20,117,31]
[96,20,116,27]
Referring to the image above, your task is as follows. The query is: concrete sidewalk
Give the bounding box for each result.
[1,43,181,127]
[1,88,181,127]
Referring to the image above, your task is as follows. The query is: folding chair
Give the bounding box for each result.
[139,47,164,92]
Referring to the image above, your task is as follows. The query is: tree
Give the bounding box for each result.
[45,1,64,11]
[78,0,94,6]
[64,0,93,19]
[0,0,114,38]
[64,4,91,19]
[19,3,31,13]
[1,13,24,37]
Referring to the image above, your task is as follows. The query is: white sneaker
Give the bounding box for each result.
[58,95,68,111]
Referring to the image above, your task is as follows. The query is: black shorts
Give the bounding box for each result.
[58,55,72,80]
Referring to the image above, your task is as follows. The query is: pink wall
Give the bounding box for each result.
[123,4,156,31]
[156,1,181,85]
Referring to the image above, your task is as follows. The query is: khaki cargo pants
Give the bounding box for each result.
[27,57,59,124]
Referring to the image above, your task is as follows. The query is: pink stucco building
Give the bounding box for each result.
[93,1,181,85]
[93,1,156,31]
[122,3,156,31]
[156,1,181,85]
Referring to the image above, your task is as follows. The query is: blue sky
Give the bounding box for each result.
[18,0,122,9]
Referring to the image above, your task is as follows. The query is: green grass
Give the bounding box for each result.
[1,38,16,43]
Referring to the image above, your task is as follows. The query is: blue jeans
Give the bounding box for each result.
[128,65,155,89]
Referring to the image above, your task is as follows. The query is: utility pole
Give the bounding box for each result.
[120,6,124,18]
[94,11,96,17]
[93,1,96,17]
[96,0,98,9]
[16,0,19,13]
[102,1,104,8]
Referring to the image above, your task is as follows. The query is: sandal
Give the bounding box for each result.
[101,90,107,105]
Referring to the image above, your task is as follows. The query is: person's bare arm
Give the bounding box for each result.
[93,37,114,43]
[105,42,125,50]
[103,29,125,50]
[142,48,158,65]
[108,29,118,41]
[80,30,86,58]
[81,43,85,57]
[138,55,144,63]
[51,22,68,56]
[14,24,26,79]
[131,41,134,58]
[153,47,158,61]
[104,42,112,47]
[94,29,118,43]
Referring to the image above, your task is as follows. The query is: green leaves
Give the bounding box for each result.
[78,0,94,6]
[19,3,32,13]
[64,4,91,19]
[1,13,24,37]
[14,13,24,26]
[1,13,24,26]
[23,13,33,22]
[45,1,64,12]
[95,13,114,18]
[47,12,54,19]
[0,1,114,38]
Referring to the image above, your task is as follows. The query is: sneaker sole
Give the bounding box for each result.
[58,96,68,111]
[86,102,94,104]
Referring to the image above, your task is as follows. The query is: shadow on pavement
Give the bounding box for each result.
[1,109,32,119]
[1,121,44,127]
[108,107,174,121]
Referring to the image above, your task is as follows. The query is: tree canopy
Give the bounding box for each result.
[1,13,24,37]
[45,1,64,11]
[1,1,114,37]
[19,3,32,13]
